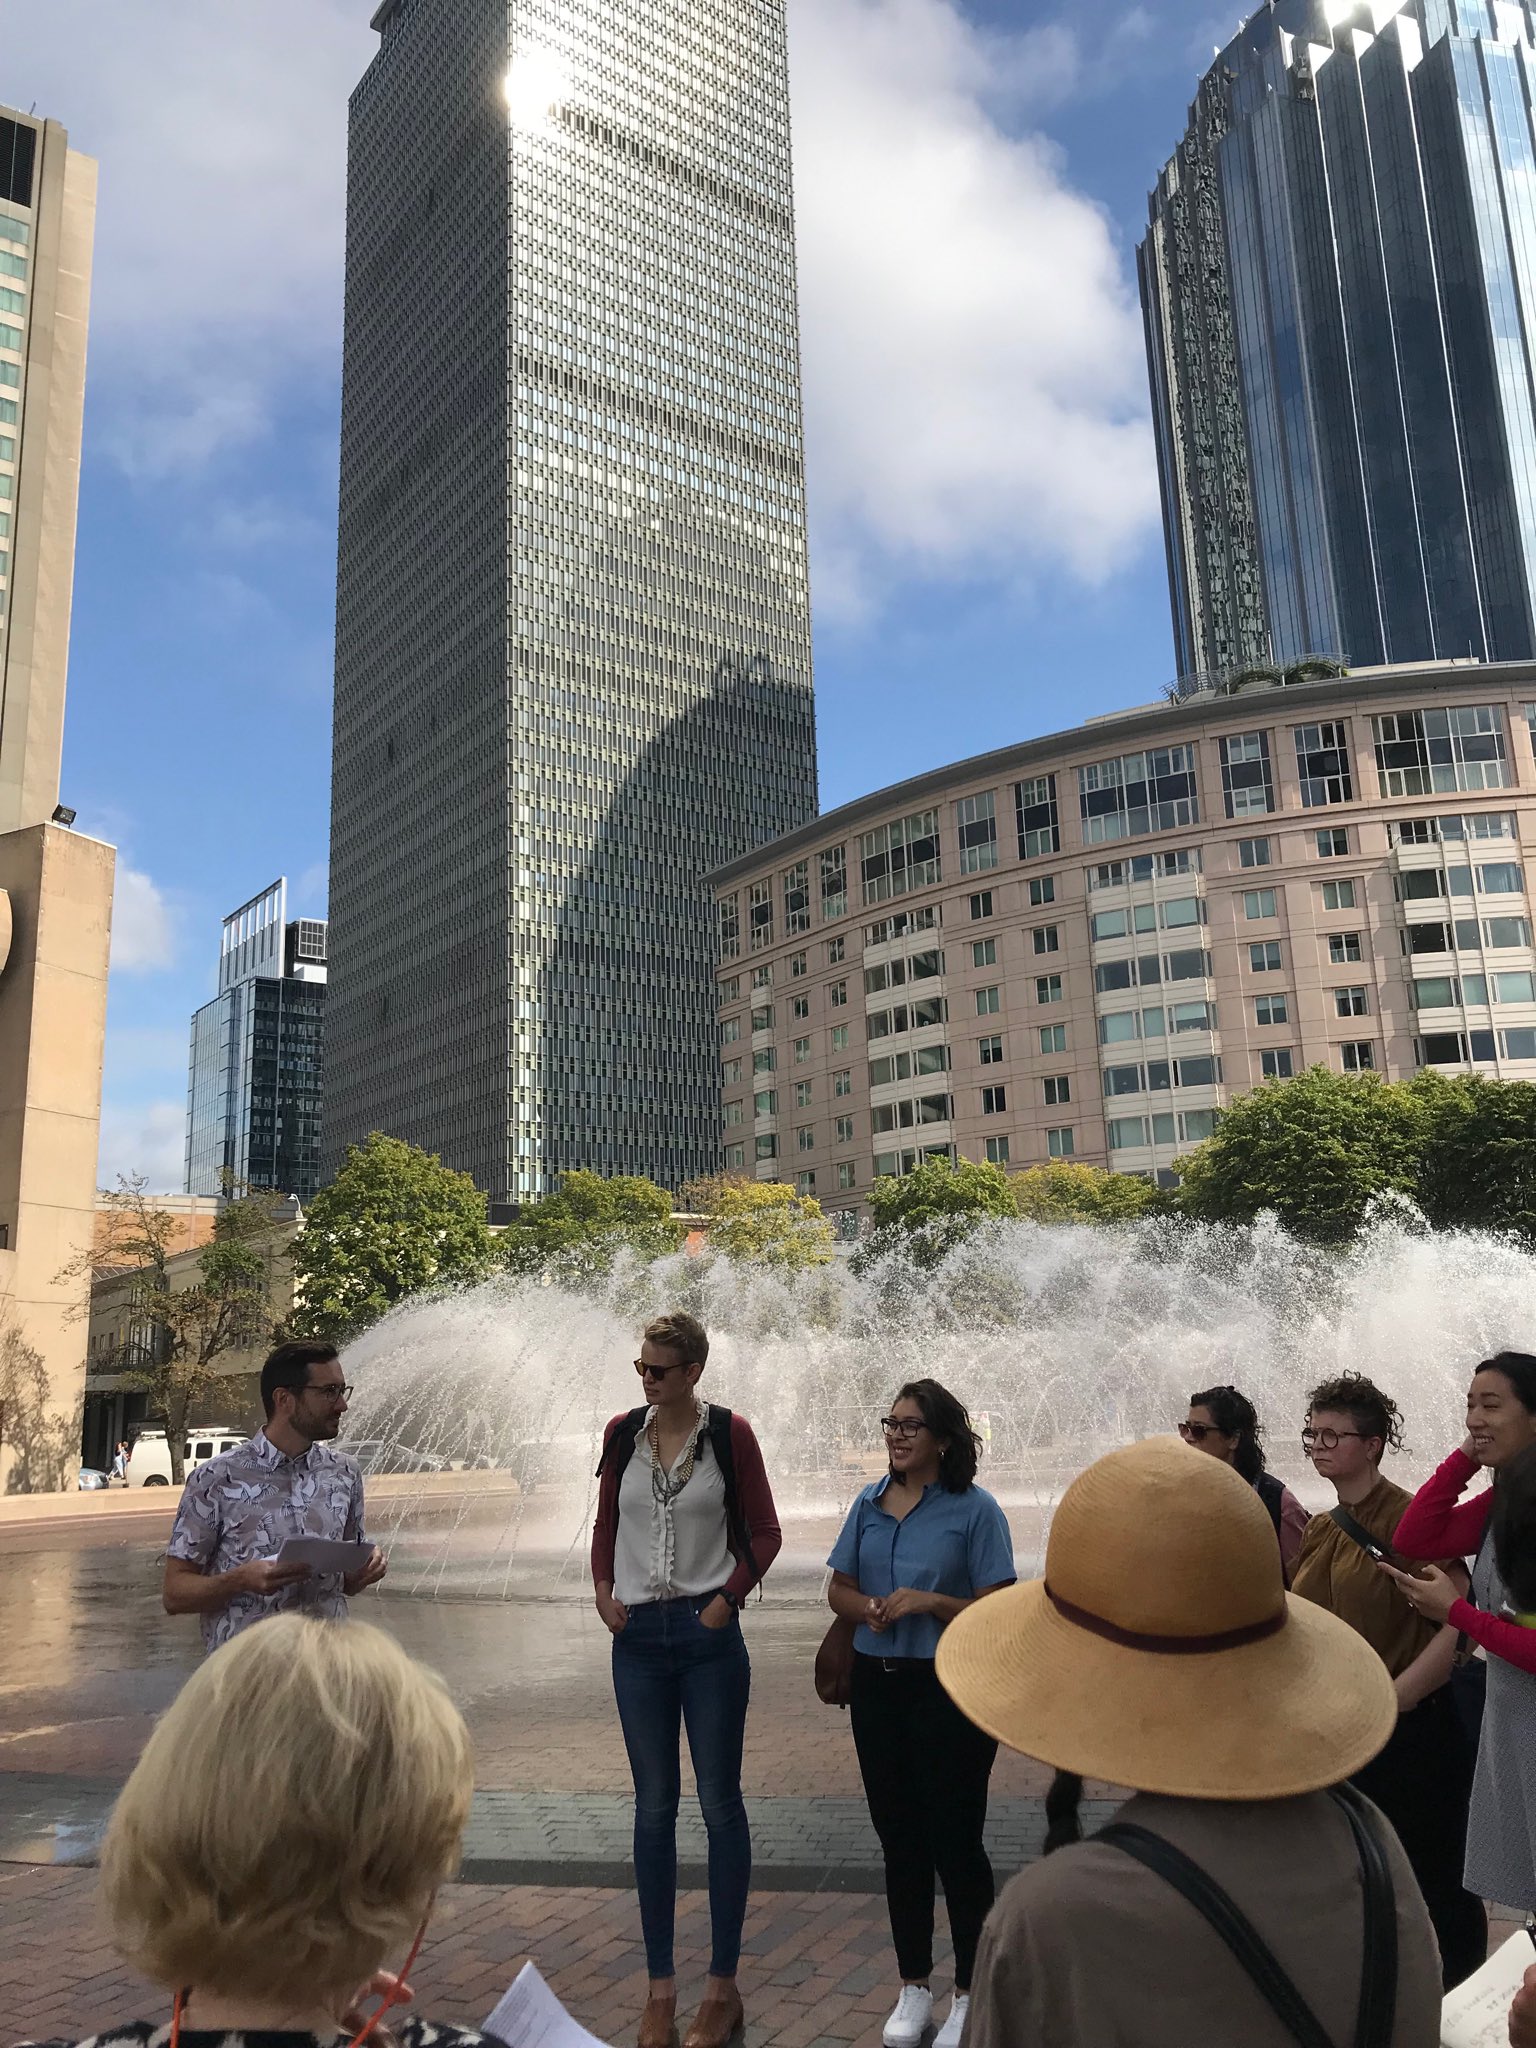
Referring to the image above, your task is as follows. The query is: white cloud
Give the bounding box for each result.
[97,1098,186,1196]
[110,866,177,975]
[788,0,1159,614]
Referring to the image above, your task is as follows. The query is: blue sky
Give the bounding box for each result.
[6,0,1236,1189]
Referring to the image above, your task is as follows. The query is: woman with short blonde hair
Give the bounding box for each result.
[28,1616,489,2048]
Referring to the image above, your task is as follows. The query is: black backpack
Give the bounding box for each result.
[596,1404,761,1591]
[1254,1469,1287,1543]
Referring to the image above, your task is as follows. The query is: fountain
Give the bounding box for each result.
[337,1210,1536,1603]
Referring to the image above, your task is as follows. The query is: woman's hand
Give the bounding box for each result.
[596,1586,629,1635]
[879,1587,935,1622]
[1461,1430,1482,1463]
[698,1595,734,1630]
[1509,1962,1536,2048]
[1377,1561,1460,1626]
[864,1595,889,1634]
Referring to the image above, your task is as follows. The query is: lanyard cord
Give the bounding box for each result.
[169,1917,429,2048]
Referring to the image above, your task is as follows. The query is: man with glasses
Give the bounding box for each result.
[163,1341,387,1651]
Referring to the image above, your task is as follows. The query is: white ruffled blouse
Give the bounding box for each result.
[612,1401,733,1606]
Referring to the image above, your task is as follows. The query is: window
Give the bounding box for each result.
[1103,1063,1145,1096]
[820,845,848,922]
[866,906,939,946]
[1413,976,1458,1009]
[725,1145,745,1171]
[979,1034,1004,1063]
[1039,1024,1066,1054]
[1261,1049,1295,1080]
[1015,774,1061,858]
[754,1089,777,1117]
[827,935,846,965]
[976,986,1001,1015]
[794,1037,812,1063]
[784,862,810,936]
[719,976,740,1006]
[798,1127,815,1153]
[790,951,808,978]
[795,1081,812,1109]
[796,1171,816,1196]
[1043,1075,1071,1105]
[755,1134,778,1161]
[972,938,997,967]
[1373,705,1510,797]
[1033,925,1060,955]
[837,1162,857,1190]
[724,1099,745,1127]
[720,1017,742,1046]
[970,890,994,920]
[1092,909,1129,941]
[1335,987,1369,1018]
[1029,876,1056,906]
[1342,1043,1375,1072]
[753,1049,776,1075]
[1239,837,1272,868]
[1294,722,1354,807]
[752,964,773,990]
[830,980,848,1006]
[985,1136,1011,1165]
[1048,1127,1075,1158]
[747,879,773,951]
[792,996,809,1021]
[981,1085,1007,1114]
[1321,879,1357,912]
[1180,1110,1218,1143]
[751,1005,774,1033]
[836,1115,854,1144]
[1249,941,1283,972]
[1478,862,1523,894]
[1495,970,1536,1003]
[1219,730,1274,818]
[834,1069,852,1096]
[1329,933,1363,965]
[861,811,941,905]
[1502,1030,1536,1059]
[1078,745,1199,844]
[1254,994,1288,1026]
[957,791,998,874]
[722,1058,743,1085]
[1317,828,1349,858]
[1109,1117,1148,1150]
[1487,916,1532,948]
[1244,889,1276,920]
[831,1025,849,1051]
[718,893,740,961]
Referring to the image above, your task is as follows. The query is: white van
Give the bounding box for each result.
[126,1427,248,1487]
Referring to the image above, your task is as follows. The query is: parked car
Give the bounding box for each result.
[344,1437,448,1476]
[77,1466,111,1491]
[126,1427,247,1487]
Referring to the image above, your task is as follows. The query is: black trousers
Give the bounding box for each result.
[1351,1683,1487,1990]
[850,1652,999,1990]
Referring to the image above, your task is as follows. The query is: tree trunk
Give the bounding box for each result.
[164,1389,189,1486]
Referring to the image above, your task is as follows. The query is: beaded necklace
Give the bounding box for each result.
[649,1406,701,1507]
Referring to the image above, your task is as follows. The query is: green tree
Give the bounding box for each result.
[855,1155,1017,1270]
[1011,1160,1162,1225]
[499,1170,683,1282]
[291,1133,494,1343]
[1412,1071,1536,1239]
[76,1177,292,1482]
[1175,1066,1425,1245]
[686,1173,834,1271]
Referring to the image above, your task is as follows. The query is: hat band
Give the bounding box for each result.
[1045,1583,1287,1655]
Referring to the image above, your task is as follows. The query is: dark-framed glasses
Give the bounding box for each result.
[634,1358,688,1378]
[880,1416,927,1440]
[1177,1421,1217,1443]
[307,1382,353,1404]
[1300,1427,1366,1452]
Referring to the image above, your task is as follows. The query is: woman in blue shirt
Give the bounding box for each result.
[827,1379,1016,2048]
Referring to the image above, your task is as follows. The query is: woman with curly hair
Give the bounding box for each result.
[1291,1372,1484,1987]
[1179,1385,1308,1580]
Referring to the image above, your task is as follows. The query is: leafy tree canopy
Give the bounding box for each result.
[685,1173,834,1271]
[856,1155,1016,1270]
[1409,1070,1536,1240]
[290,1133,494,1343]
[1011,1160,1162,1225]
[499,1169,683,1281]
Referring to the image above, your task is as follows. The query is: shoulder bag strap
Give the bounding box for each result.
[707,1405,761,1593]
[1328,1505,1390,1564]
[1327,1785,1397,2048]
[1094,1822,1335,2048]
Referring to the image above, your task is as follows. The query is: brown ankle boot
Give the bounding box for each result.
[638,1996,679,2048]
[682,1989,744,2048]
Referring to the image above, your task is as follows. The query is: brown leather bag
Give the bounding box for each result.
[815,1615,858,1708]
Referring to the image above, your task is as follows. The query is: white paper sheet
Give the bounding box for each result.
[269,1536,372,1575]
[483,1961,617,2048]
[1441,1929,1536,2048]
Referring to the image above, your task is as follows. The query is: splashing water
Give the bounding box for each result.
[340,1212,1535,1601]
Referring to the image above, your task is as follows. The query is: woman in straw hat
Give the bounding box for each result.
[938,1437,1442,2048]
[22,1615,486,2048]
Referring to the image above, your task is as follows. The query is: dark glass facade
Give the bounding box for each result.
[1141,0,1536,683]
[326,0,818,1204]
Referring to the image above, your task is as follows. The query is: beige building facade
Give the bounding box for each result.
[0,108,112,1491]
[710,661,1536,1237]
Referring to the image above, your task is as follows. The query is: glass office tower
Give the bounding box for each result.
[1141,0,1536,686]
[326,0,818,1205]
[185,881,328,1203]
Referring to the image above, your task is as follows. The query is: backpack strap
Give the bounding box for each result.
[594,1407,648,1481]
[1253,1469,1287,1541]
[706,1404,761,1594]
[1095,1786,1396,2048]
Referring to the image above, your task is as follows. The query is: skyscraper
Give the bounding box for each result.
[1140,0,1536,686]
[0,106,114,1492]
[185,881,328,1203]
[325,0,818,1205]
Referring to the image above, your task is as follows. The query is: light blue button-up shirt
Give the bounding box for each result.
[828,1475,1016,1660]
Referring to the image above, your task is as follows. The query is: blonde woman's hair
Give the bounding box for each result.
[102,1617,473,2002]
[643,1311,709,1367]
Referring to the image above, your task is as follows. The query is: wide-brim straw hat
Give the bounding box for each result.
[936,1436,1396,1799]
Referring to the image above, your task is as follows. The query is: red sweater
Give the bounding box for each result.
[590,1409,783,1606]
[1394,1447,1536,1677]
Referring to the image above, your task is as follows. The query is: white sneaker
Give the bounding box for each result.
[932,1995,969,2048]
[883,1986,934,2048]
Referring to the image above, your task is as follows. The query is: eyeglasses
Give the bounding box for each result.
[1177,1421,1219,1443]
[880,1417,928,1440]
[634,1359,690,1378]
[306,1383,353,1403]
[1300,1427,1367,1451]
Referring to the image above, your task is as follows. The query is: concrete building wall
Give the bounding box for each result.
[711,662,1536,1234]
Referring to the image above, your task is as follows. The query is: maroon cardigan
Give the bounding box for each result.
[1394,1447,1536,1676]
[590,1409,782,1606]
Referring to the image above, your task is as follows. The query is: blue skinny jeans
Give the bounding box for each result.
[611,1592,752,1979]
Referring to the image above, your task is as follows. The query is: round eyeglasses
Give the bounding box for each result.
[1300,1427,1367,1452]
